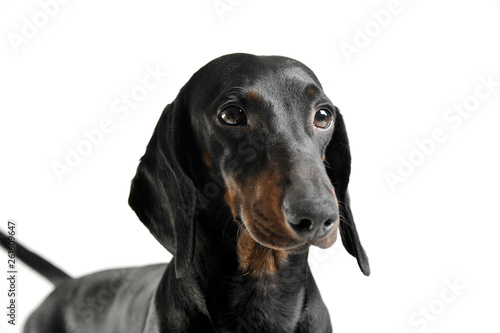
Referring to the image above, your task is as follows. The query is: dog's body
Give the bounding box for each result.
[0,53,369,332]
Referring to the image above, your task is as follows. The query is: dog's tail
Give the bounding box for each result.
[0,229,72,285]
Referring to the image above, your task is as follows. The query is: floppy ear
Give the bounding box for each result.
[324,111,370,276]
[129,99,197,278]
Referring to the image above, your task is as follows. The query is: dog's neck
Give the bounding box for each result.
[155,208,313,332]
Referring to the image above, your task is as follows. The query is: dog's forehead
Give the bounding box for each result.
[229,58,322,95]
[248,67,321,103]
[220,63,324,109]
[193,54,322,94]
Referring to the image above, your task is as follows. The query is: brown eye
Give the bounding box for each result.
[314,109,333,129]
[219,106,247,125]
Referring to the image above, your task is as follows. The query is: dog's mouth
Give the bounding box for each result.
[224,171,338,254]
[233,211,338,276]
[241,215,304,250]
[225,170,340,275]
[236,209,339,252]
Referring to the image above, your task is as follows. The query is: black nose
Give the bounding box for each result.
[284,198,338,241]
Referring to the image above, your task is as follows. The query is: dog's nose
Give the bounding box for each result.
[284,198,338,241]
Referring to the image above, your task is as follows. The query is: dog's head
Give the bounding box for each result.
[129,53,369,278]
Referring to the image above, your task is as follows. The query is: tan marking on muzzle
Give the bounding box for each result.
[224,170,302,275]
[242,170,301,247]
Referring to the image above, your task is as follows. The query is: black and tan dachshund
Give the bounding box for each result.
[0,53,369,332]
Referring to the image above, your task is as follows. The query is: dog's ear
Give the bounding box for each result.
[324,110,370,276]
[129,99,197,278]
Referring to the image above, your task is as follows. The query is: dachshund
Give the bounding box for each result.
[0,53,369,333]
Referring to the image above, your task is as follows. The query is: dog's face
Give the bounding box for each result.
[188,55,339,252]
[129,53,369,277]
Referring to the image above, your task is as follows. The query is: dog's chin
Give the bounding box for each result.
[286,227,338,253]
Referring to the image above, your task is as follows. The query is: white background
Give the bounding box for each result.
[1,0,500,332]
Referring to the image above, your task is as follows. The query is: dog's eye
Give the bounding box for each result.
[314,109,333,129]
[219,106,247,126]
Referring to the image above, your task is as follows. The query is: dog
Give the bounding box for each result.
[0,53,369,332]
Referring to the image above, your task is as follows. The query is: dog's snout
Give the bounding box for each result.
[284,198,338,241]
